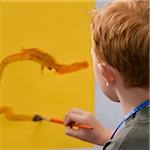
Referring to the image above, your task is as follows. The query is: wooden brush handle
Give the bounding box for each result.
[50,118,93,129]
[50,118,64,124]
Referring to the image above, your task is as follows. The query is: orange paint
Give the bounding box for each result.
[0,48,91,128]
[0,48,89,82]
[0,106,33,121]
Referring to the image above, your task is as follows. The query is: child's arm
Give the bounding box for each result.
[64,108,112,145]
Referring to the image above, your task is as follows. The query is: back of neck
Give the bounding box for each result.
[116,87,149,115]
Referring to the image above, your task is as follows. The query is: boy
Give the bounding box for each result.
[64,0,149,150]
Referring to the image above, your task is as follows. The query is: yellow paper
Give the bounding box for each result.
[0,0,95,149]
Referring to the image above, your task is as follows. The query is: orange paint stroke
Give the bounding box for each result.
[0,106,33,121]
[0,106,93,129]
[0,48,89,122]
[0,48,89,82]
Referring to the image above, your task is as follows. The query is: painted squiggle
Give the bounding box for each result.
[0,48,89,121]
[0,48,89,82]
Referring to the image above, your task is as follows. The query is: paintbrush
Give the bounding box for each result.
[32,114,93,129]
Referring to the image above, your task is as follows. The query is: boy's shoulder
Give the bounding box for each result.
[103,106,149,150]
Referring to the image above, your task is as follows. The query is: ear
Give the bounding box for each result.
[97,63,115,86]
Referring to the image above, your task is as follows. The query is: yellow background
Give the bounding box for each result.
[0,0,95,149]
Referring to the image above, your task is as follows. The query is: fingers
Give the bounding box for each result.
[65,126,80,138]
[64,108,83,126]
[66,108,85,115]
[65,126,90,139]
[64,112,86,125]
[64,108,94,126]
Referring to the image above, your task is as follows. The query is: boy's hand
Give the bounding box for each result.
[64,108,112,145]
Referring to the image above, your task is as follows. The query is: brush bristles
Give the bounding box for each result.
[32,114,43,121]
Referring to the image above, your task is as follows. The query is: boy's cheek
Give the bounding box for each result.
[93,63,103,86]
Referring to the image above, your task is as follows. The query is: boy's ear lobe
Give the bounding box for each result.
[97,63,115,85]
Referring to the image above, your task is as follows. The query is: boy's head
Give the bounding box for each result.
[91,0,149,92]
[91,0,149,101]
